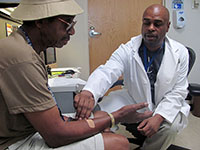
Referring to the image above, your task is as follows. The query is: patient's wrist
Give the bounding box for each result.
[107,113,115,128]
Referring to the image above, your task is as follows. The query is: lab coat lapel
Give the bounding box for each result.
[155,42,179,104]
[131,36,152,110]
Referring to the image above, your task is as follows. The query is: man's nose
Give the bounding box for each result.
[68,27,75,35]
[148,23,155,31]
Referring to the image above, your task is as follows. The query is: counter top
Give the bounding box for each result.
[48,77,86,92]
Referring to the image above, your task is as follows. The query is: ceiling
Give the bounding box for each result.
[0,0,19,8]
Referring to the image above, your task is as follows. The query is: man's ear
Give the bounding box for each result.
[166,21,171,32]
[35,20,43,28]
[35,19,47,28]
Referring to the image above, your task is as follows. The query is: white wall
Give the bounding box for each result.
[164,0,200,83]
[56,0,89,80]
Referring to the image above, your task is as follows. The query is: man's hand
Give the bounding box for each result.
[113,102,153,124]
[74,90,95,119]
[137,114,164,138]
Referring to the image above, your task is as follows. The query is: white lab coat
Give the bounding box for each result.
[83,35,190,130]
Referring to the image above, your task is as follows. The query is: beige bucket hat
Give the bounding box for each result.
[11,0,84,21]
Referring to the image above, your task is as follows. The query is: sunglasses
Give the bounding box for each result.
[58,18,77,33]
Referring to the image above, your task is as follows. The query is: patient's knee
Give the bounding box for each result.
[103,133,130,150]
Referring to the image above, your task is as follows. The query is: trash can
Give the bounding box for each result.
[192,96,200,117]
[188,83,200,118]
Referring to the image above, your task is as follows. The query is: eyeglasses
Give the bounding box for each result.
[58,18,77,33]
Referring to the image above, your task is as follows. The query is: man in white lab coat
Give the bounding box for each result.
[74,4,190,150]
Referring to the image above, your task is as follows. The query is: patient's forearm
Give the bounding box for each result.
[25,103,151,148]
[25,106,113,148]
[64,116,111,140]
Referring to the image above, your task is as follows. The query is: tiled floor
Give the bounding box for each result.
[173,113,200,150]
[116,112,200,150]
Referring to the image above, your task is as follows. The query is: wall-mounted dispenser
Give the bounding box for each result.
[173,10,186,29]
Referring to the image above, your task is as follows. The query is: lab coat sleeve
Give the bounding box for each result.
[154,45,190,124]
[83,44,130,105]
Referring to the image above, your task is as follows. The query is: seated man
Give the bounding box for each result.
[75,4,190,150]
[0,0,152,150]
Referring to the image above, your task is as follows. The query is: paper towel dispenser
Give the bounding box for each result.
[173,10,186,29]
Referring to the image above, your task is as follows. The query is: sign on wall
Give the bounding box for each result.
[172,0,184,10]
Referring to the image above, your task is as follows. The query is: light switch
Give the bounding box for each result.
[192,0,199,9]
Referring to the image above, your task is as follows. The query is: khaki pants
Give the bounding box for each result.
[141,113,182,150]
[7,132,103,150]
[7,113,104,150]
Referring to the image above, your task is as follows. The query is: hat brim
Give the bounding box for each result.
[11,0,84,21]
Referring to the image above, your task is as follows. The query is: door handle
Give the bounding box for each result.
[89,26,101,37]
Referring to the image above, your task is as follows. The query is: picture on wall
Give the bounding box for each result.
[5,23,18,36]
